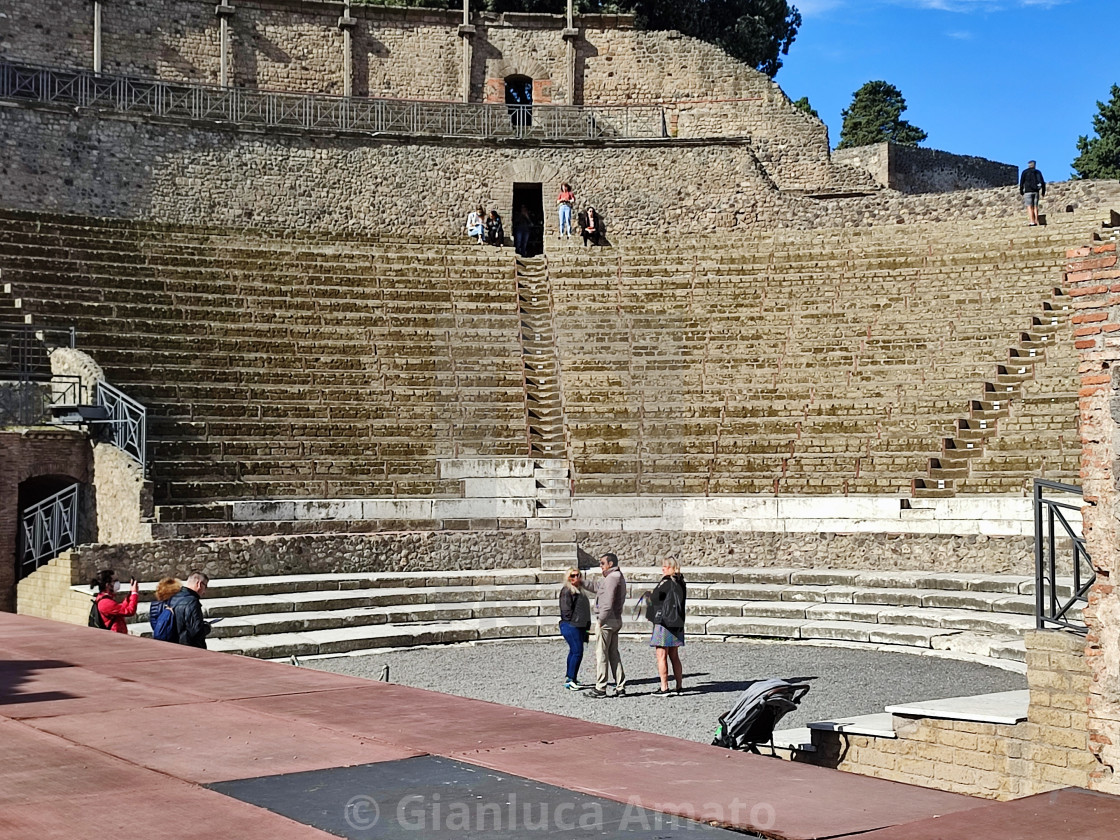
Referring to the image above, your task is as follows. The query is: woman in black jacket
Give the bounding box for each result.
[649,558,686,696]
[559,567,592,690]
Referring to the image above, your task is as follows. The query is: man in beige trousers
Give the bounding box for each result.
[583,552,627,698]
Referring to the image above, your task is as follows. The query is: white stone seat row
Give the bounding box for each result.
[91,566,1074,664]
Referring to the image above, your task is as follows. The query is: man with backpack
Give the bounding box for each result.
[1019,160,1046,226]
[168,571,213,648]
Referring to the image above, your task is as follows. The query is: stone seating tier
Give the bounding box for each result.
[1,205,1107,502]
[104,567,1069,663]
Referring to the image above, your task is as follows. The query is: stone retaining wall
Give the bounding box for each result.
[804,631,1095,799]
[63,530,541,583]
[573,531,1033,574]
[2,102,1118,239]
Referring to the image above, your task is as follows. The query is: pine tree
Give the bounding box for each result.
[1073,84,1120,179]
[836,81,927,150]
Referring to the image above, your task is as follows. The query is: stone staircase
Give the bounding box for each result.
[516,255,567,459]
[913,287,1074,497]
[107,567,1074,663]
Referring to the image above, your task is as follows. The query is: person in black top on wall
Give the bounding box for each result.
[1019,160,1046,227]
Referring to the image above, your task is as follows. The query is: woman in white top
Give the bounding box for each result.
[466,206,485,243]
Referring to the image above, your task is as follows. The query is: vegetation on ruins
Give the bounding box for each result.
[792,96,818,119]
[358,0,802,77]
[836,81,927,150]
[1073,84,1120,180]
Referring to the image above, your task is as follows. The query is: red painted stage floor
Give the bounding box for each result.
[2,612,1118,839]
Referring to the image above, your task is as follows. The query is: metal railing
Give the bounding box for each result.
[0,60,670,140]
[1034,479,1094,633]
[19,482,80,578]
[0,324,77,425]
[95,379,146,466]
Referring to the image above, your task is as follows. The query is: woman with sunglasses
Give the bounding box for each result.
[559,567,592,690]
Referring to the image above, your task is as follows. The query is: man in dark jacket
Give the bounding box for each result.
[1019,161,1045,227]
[169,571,212,648]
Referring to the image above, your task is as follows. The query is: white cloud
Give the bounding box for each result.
[946,29,974,38]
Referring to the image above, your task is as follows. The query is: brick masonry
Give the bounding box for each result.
[0,429,92,611]
[1063,236,1120,794]
[804,630,1096,799]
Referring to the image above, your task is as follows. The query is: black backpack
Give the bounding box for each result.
[88,595,109,630]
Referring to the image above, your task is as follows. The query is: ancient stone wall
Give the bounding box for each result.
[805,631,1095,798]
[833,143,1018,195]
[63,530,541,582]
[1064,236,1120,794]
[0,0,839,191]
[4,102,1119,239]
[0,429,91,611]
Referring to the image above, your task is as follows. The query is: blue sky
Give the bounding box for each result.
[774,0,1110,181]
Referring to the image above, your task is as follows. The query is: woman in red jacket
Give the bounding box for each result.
[91,568,139,633]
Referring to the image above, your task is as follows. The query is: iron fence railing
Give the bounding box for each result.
[0,60,670,140]
[19,482,80,578]
[0,324,76,425]
[1034,479,1094,633]
[95,379,146,466]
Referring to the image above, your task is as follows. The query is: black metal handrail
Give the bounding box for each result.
[19,482,80,578]
[0,324,77,425]
[1034,478,1094,633]
[95,379,146,467]
[0,59,671,140]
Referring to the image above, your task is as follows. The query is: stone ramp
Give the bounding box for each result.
[1,611,997,839]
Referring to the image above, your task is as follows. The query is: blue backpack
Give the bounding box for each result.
[149,600,177,642]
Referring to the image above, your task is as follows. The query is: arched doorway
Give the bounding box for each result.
[17,474,81,582]
[505,74,533,130]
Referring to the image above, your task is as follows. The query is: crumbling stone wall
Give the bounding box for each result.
[833,143,1018,194]
[1064,236,1120,793]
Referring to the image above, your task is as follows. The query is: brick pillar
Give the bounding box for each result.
[1066,238,1120,792]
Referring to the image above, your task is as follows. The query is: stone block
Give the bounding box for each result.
[868,626,956,647]
[741,601,807,620]
[801,620,876,643]
[463,477,538,497]
[438,458,535,479]
[432,498,535,519]
[705,617,802,639]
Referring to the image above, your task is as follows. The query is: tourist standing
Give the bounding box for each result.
[647,558,687,696]
[90,569,139,633]
[1020,161,1046,227]
[582,552,627,698]
[558,567,592,690]
[514,205,533,256]
[169,571,213,648]
[556,182,575,239]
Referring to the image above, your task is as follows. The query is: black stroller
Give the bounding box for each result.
[711,678,810,755]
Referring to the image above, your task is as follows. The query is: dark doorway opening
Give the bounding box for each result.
[505,74,532,130]
[512,183,544,258]
[17,474,81,581]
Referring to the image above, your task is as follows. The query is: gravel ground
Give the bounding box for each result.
[308,637,1027,745]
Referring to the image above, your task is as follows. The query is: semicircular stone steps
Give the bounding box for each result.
[95,567,1076,664]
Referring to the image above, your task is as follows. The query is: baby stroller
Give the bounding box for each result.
[711,678,810,756]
